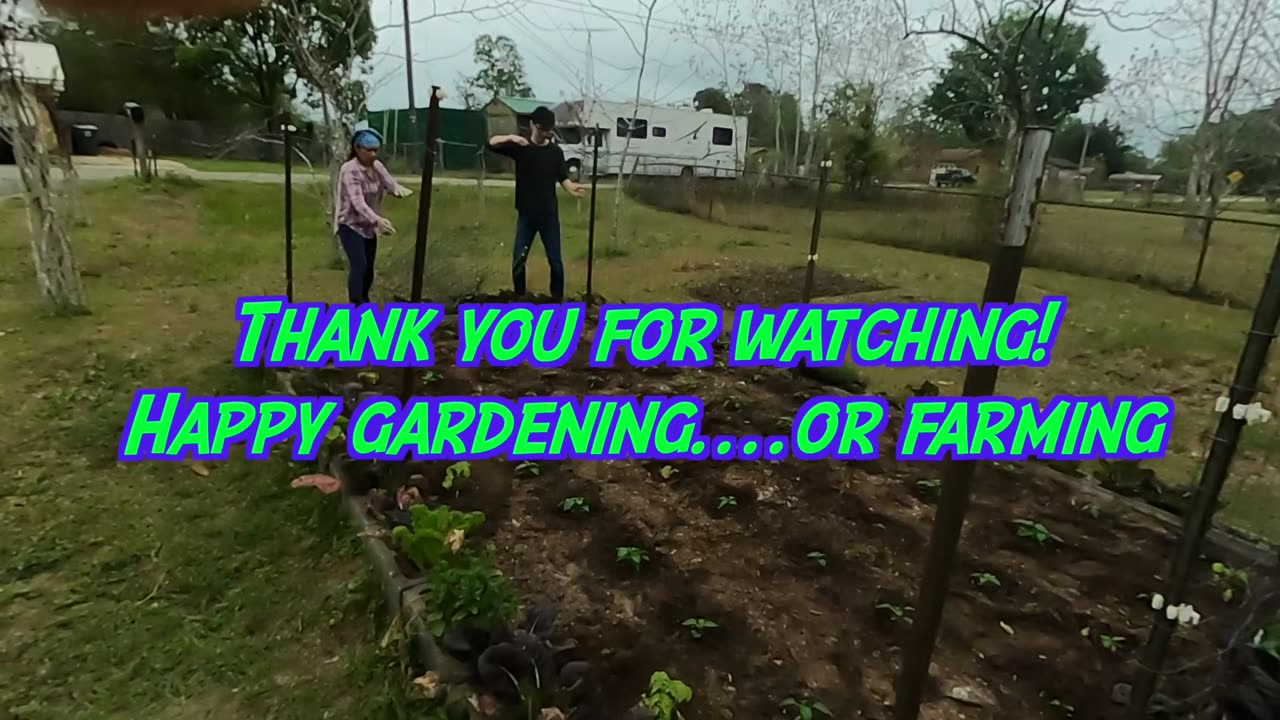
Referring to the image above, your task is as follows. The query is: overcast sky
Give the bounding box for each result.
[363,0,1179,151]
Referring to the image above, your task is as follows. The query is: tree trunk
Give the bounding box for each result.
[318,91,347,269]
[1,78,85,312]
[1182,144,1213,245]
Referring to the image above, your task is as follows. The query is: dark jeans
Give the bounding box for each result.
[338,224,378,303]
[512,212,564,299]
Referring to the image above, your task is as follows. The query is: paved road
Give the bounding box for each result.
[0,164,512,197]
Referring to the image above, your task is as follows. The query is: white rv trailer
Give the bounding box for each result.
[552,99,748,180]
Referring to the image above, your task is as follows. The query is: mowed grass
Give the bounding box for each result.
[0,180,443,720]
[0,176,1278,717]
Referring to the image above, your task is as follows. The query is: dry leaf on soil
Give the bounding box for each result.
[290,474,341,494]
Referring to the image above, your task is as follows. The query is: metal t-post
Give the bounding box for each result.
[1126,233,1280,717]
[586,127,601,299]
[399,86,444,403]
[891,126,1054,720]
[801,154,832,303]
[282,123,295,303]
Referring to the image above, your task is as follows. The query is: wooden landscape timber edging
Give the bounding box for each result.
[1022,461,1280,571]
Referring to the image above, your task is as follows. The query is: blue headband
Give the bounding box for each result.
[353,130,381,149]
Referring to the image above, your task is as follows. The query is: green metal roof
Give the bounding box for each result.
[495,96,557,115]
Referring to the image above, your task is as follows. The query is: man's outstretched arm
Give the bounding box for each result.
[487,134,527,157]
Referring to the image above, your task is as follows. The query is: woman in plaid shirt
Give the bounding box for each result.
[334,129,413,304]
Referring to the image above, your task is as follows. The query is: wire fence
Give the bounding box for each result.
[624,165,1280,310]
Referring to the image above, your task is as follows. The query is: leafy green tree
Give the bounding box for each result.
[463,34,533,105]
[923,11,1107,145]
[1050,117,1134,175]
[823,82,886,191]
[693,86,733,114]
[37,19,245,124]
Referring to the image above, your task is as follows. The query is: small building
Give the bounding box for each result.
[1042,157,1092,202]
[1107,172,1163,207]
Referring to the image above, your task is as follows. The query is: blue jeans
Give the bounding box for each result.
[338,224,377,303]
[512,213,564,299]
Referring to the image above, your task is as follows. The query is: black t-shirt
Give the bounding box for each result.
[487,139,568,216]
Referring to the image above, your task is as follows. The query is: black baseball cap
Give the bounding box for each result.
[531,106,555,129]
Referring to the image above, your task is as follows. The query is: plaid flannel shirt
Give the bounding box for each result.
[334,158,404,238]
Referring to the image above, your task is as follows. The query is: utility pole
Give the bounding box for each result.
[402,0,416,111]
[1077,108,1097,169]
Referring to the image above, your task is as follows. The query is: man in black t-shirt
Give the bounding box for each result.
[487,106,587,300]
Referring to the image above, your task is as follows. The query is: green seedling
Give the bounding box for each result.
[915,478,942,497]
[717,495,738,510]
[1212,562,1249,603]
[587,374,605,388]
[781,697,833,720]
[971,572,1001,588]
[876,603,914,623]
[515,461,541,478]
[357,370,379,384]
[640,671,692,720]
[442,461,471,491]
[1251,619,1280,660]
[616,546,650,570]
[421,370,441,384]
[681,617,719,639]
[1100,634,1124,652]
[807,551,828,568]
[659,465,678,479]
[560,496,590,513]
[1013,519,1063,546]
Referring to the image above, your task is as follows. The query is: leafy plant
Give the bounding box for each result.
[717,495,738,510]
[559,496,590,513]
[423,548,520,636]
[616,546,649,570]
[1212,562,1249,603]
[807,551,828,568]
[443,461,471,492]
[641,671,692,720]
[681,617,719,639]
[1099,634,1124,652]
[1079,502,1101,519]
[915,478,942,495]
[421,370,441,384]
[781,696,833,720]
[876,603,914,623]
[357,370,379,384]
[1013,519,1063,546]
[971,572,1001,588]
[515,461,541,478]
[391,504,486,572]
[659,465,678,480]
[1251,618,1280,661]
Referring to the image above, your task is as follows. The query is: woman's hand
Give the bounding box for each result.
[377,217,397,235]
[394,187,415,198]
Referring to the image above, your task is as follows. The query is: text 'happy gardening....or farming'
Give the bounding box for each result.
[117,297,1175,463]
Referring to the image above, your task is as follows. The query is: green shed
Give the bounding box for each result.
[482,96,561,172]
[366,106,488,171]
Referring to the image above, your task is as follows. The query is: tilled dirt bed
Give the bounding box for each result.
[326,304,1244,720]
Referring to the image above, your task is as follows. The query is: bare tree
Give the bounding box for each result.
[0,6,85,312]
[590,0,659,247]
[1119,0,1275,244]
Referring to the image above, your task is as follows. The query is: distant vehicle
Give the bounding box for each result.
[933,167,977,188]
[552,99,748,180]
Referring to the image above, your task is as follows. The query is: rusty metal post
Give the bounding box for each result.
[399,86,443,403]
[586,127,601,299]
[1126,234,1280,717]
[892,126,1054,720]
[282,122,295,303]
[801,153,832,303]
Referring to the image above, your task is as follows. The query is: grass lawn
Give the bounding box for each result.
[1,177,1278,715]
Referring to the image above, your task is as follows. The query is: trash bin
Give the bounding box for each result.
[70,124,100,156]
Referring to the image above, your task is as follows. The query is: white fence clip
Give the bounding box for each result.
[1218,397,1272,425]
[807,253,818,262]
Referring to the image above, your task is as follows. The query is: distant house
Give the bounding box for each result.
[0,40,66,158]
[1108,172,1164,207]
[900,145,1001,184]
[1042,157,1092,202]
